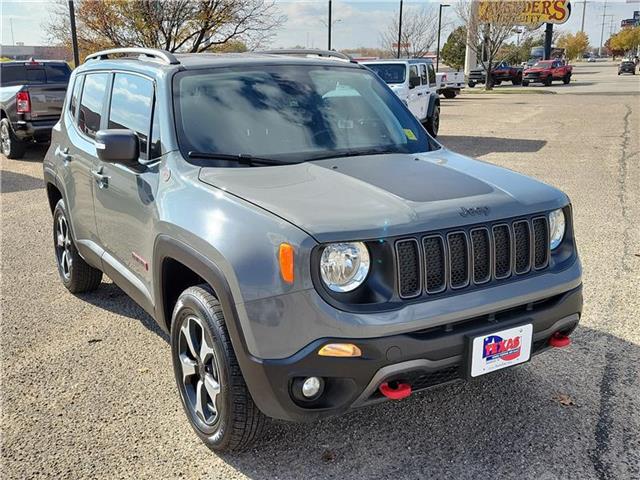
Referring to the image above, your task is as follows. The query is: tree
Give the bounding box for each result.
[457,0,528,90]
[557,31,589,60]
[380,5,440,58]
[608,27,640,58]
[440,26,467,70]
[46,0,284,61]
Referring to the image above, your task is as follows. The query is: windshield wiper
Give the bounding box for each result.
[188,151,293,166]
[308,147,403,162]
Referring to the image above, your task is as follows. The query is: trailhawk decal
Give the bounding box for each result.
[470,324,533,377]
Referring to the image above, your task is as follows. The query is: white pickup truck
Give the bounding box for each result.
[436,71,465,98]
[361,59,441,137]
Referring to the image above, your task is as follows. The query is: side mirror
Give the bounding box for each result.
[95,129,140,167]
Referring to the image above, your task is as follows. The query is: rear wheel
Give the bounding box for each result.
[522,80,529,87]
[562,74,571,84]
[468,81,476,88]
[512,76,522,85]
[443,89,456,99]
[52,199,103,293]
[171,285,266,452]
[0,118,26,159]
[424,104,440,137]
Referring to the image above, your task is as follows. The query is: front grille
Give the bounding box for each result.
[396,214,550,300]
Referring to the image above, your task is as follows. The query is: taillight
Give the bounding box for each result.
[16,91,31,113]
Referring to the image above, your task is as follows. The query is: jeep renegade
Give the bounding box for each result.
[43,48,582,452]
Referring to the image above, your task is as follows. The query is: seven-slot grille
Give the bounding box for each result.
[396,216,550,299]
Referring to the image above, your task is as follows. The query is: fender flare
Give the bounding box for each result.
[426,93,440,118]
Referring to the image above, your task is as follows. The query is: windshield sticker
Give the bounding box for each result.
[403,128,417,141]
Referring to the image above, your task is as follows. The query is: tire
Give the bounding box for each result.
[522,80,529,87]
[443,90,456,99]
[512,76,522,86]
[468,81,476,88]
[562,74,571,84]
[171,285,266,452]
[52,199,103,293]
[0,118,26,159]
[494,80,502,86]
[544,76,552,86]
[424,103,440,138]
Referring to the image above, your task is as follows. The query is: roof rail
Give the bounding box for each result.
[85,48,179,65]
[259,49,353,62]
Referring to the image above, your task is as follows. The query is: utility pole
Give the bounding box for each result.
[328,0,332,50]
[68,0,80,67]
[397,0,404,58]
[10,18,15,45]
[599,1,607,57]
[580,1,587,33]
[436,4,450,72]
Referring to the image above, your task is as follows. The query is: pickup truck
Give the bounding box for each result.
[523,60,572,86]
[436,71,465,98]
[0,60,71,159]
[468,62,523,87]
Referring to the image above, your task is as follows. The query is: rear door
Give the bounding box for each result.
[61,72,110,247]
[93,72,160,302]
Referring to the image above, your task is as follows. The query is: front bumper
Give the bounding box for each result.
[242,284,582,422]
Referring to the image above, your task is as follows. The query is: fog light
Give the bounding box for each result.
[302,377,322,398]
[318,343,362,357]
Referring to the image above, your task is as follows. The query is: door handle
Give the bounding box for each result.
[91,166,110,189]
[57,146,73,163]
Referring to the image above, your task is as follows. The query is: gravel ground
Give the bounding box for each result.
[1,62,639,480]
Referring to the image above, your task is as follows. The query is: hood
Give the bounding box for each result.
[525,67,549,73]
[198,150,568,242]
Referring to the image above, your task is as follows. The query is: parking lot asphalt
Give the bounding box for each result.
[1,61,639,480]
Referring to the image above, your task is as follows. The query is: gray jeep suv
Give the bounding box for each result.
[43,48,582,452]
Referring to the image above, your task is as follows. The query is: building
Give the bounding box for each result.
[0,44,70,61]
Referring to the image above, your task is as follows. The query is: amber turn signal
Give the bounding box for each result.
[318,343,362,357]
[279,243,294,284]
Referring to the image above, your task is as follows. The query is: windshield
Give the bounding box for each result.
[174,65,432,164]
[363,63,406,84]
[533,61,553,68]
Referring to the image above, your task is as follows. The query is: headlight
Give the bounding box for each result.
[548,209,566,250]
[320,242,370,292]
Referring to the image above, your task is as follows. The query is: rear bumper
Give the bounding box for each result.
[242,284,583,422]
[12,118,57,141]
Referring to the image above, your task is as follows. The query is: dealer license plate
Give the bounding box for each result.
[470,324,533,378]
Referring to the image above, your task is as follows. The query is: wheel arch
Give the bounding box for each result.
[427,93,440,118]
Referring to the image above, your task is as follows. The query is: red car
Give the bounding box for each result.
[523,60,572,86]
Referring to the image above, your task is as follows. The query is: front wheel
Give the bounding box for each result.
[53,199,103,293]
[512,76,522,85]
[0,118,26,159]
[424,104,440,137]
[544,76,553,86]
[522,80,529,87]
[171,285,266,452]
[468,81,476,88]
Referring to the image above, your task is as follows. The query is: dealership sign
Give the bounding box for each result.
[479,0,572,25]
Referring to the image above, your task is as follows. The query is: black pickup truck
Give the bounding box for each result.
[0,60,71,159]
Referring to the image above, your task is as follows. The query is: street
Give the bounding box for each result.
[1,61,639,479]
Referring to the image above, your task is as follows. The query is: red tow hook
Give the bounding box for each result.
[379,381,412,400]
[549,332,571,348]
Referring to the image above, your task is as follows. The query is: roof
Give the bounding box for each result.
[360,58,433,64]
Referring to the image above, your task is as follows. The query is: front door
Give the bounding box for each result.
[92,72,161,305]
[407,65,422,119]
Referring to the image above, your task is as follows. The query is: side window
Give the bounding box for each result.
[149,95,162,159]
[69,75,83,119]
[427,64,436,85]
[409,65,419,87]
[108,73,154,159]
[419,64,428,85]
[78,73,109,139]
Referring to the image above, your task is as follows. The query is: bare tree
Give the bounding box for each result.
[457,0,527,89]
[380,5,440,58]
[46,0,284,60]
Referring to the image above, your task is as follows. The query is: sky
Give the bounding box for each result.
[1,0,639,52]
